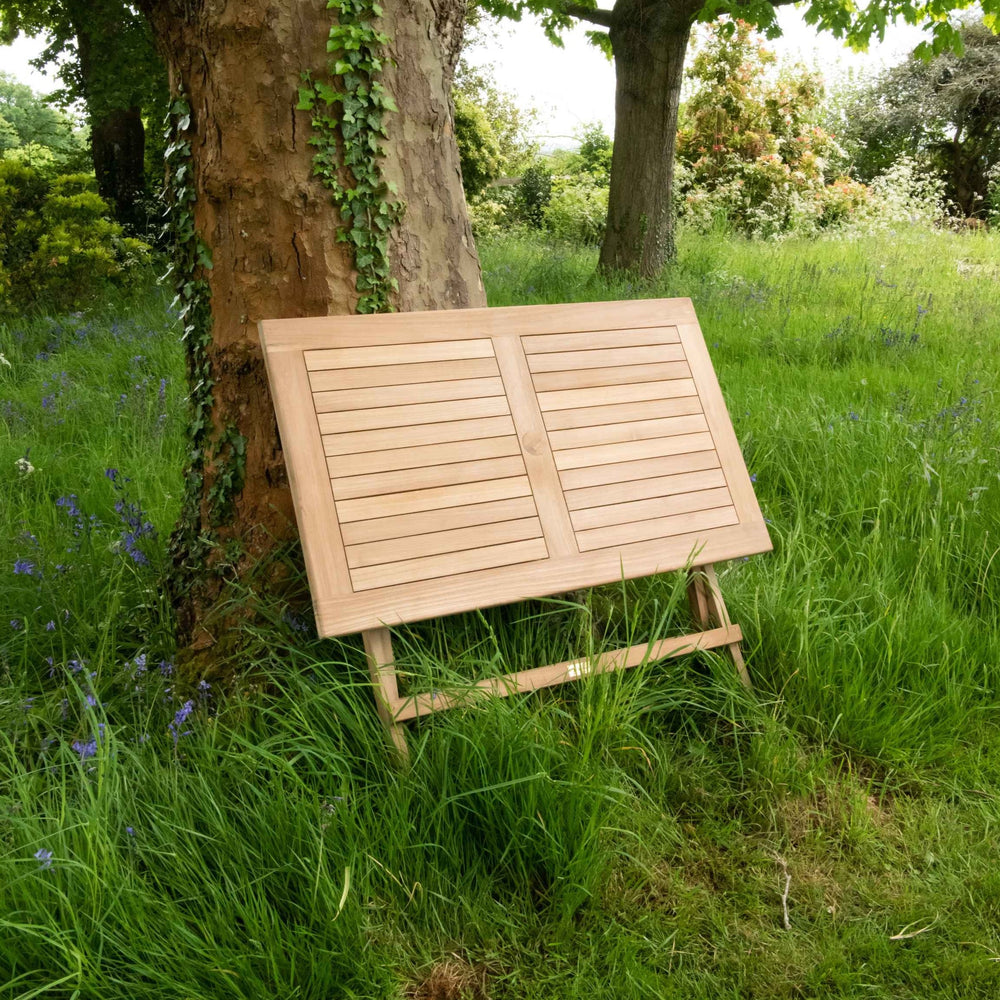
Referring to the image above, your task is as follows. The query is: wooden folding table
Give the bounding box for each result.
[260,298,771,753]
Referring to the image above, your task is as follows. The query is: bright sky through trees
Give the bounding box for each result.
[4,9,926,144]
[466,8,925,143]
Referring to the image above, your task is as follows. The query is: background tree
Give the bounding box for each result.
[0,70,87,169]
[478,0,1000,275]
[0,0,168,233]
[453,63,538,197]
[833,17,1000,218]
[133,0,483,648]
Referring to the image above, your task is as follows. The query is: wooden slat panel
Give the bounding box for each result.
[309,357,499,391]
[340,496,539,546]
[554,431,717,471]
[351,537,548,591]
[332,455,527,501]
[548,414,709,452]
[558,449,721,491]
[678,322,765,528]
[328,436,521,478]
[314,377,505,413]
[318,521,770,634]
[576,505,740,552]
[566,467,728,511]
[527,344,686,373]
[538,378,698,413]
[305,339,493,370]
[543,395,702,432]
[335,476,532,522]
[263,299,698,351]
[493,337,579,558]
[323,415,516,456]
[346,517,542,568]
[522,327,680,353]
[530,361,691,391]
[261,349,351,600]
[571,486,733,531]
[318,395,509,434]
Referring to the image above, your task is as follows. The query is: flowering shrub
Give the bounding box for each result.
[676,19,847,237]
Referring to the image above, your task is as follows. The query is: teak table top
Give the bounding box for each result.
[259,299,771,637]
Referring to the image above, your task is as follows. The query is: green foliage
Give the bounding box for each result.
[298,0,402,314]
[453,56,539,196]
[832,17,1000,218]
[571,121,613,182]
[676,19,849,237]
[0,72,88,172]
[0,161,150,313]
[516,162,552,228]
[453,90,504,199]
[544,176,608,244]
[0,0,165,125]
[161,93,217,582]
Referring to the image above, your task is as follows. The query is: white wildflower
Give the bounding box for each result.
[15,457,35,476]
[0,352,11,368]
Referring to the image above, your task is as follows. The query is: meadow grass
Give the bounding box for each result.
[1,228,999,998]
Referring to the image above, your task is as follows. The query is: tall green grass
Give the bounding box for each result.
[2,229,1000,998]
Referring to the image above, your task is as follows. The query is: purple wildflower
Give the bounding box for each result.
[125,826,135,837]
[10,619,22,631]
[72,737,97,759]
[13,559,37,576]
[159,660,174,678]
[46,620,55,631]
[34,848,53,870]
[169,700,195,745]
[67,658,85,674]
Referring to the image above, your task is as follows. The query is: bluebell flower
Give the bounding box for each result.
[34,848,53,870]
[46,620,55,631]
[169,700,195,745]
[10,619,22,631]
[126,827,135,837]
[72,737,97,759]
[13,559,37,576]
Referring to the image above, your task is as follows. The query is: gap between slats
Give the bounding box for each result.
[340,496,540,546]
[317,395,509,434]
[346,516,543,568]
[323,415,516,456]
[305,338,494,370]
[350,537,549,591]
[575,505,740,551]
[536,378,698,412]
[335,476,533,522]
[530,360,691,391]
[542,395,703,432]
[331,455,527,501]
[308,357,499,391]
[547,413,709,452]
[564,467,727,511]
[570,486,734,531]
[527,344,686,373]
[557,449,721,491]
[327,435,522,478]
[313,376,505,413]
[521,326,680,353]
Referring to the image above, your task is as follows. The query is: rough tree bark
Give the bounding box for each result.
[137,0,484,649]
[599,2,696,275]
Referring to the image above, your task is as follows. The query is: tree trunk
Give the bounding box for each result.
[599,4,693,276]
[91,106,148,232]
[139,0,484,650]
[74,17,151,234]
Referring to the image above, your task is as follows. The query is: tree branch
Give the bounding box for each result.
[564,4,615,28]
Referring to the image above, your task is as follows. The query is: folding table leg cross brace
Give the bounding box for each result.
[260,298,770,754]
